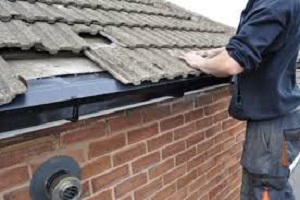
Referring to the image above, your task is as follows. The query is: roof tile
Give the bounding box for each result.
[0,56,26,106]
[85,47,199,85]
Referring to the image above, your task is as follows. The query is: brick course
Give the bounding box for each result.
[0,85,245,200]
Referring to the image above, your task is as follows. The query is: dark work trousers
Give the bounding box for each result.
[240,108,300,200]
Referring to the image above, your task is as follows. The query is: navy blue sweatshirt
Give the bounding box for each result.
[226,0,300,121]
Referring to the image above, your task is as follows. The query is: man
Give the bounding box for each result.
[181,0,300,199]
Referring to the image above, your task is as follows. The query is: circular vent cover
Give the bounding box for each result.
[30,156,81,200]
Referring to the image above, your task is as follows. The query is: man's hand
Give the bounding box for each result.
[179,48,244,77]
[179,51,206,71]
[195,47,225,58]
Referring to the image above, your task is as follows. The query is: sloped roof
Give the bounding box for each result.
[0,0,234,105]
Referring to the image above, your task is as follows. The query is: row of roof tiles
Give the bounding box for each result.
[11,0,157,6]
[0,1,221,32]
[0,20,228,54]
[104,26,228,48]
[0,0,189,23]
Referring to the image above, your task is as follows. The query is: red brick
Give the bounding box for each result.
[214,130,232,145]
[212,87,230,102]
[113,143,146,166]
[88,189,113,200]
[189,175,206,193]
[224,188,240,200]
[204,100,229,116]
[91,165,129,192]
[198,159,216,175]
[3,186,30,200]
[205,123,222,138]
[224,122,246,138]
[206,144,222,158]
[174,123,196,140]
[172,98,194,114]
[207,163,224,180]
[61,121,106,145]
[147,131,173,152]
[149,158,174,179]
[82,155,112,179]
[134,178,163,200]
[197,139,215,154]
[185,108,204,123]
[0,166,29,192]
[151,183,176,200]
[82,181,91,199]
[30,148,86,174]
[175,147,196,165]
[222,118,240,130]
[213,110,229,123]
[132,152,161,173]
[163,164,186,185]
[0,135,58,169]
[108,113,142,133]
[121,196,133,200]
[195,93,213,108]
[166,187,188,200]
[115,173,147,198]
[222,138,236,151]
[209,182,224,199]
[195,117,213,131]
[88,133,126,159]
[236,131,245,142]
[199,195,209,200]
[186,131,205,148]
[142,105,171,123]
[187,153,206,172]
[160,115,184,132]
[177,169,197,189]
[127,123,159,144]
[186,191,199,200]
[162,140,185,159]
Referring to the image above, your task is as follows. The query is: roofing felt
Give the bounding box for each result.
[0,0,234,105]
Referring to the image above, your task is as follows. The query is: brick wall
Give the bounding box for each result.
[0,85,246,200]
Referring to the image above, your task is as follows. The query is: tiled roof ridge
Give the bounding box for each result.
[2,18,225,33]
[153,0,237,35]
[11,0,156,6]
[3,0,190,20]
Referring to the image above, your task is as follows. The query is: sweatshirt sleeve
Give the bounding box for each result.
[226,7,286,71]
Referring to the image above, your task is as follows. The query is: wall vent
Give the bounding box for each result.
[30,156,82,200]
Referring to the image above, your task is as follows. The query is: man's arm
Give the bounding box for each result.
[181,6,286,77]
[181,49,243,77]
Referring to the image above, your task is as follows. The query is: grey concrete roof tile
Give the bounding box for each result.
[7,20,41,50]
[0,56,26,106]
[85,47,199,85]
[0,21,20,48]
[51,4,87,24]
[31,22,87,53]
[0,1,18,22]
[72,24,103,35]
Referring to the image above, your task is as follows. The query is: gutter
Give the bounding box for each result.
[0,72,231,134]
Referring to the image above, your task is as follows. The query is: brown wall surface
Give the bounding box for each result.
[0,85,246,200]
